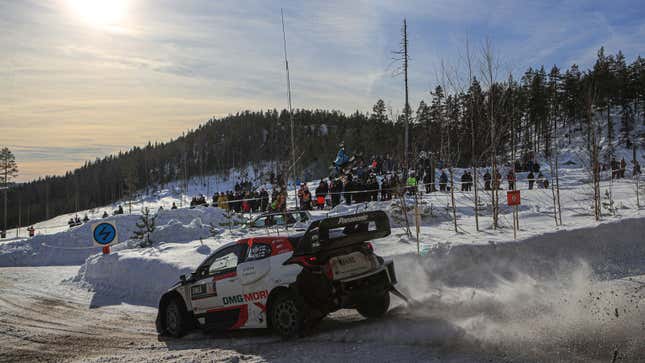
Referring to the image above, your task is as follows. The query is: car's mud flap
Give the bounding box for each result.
[390,286,418,307]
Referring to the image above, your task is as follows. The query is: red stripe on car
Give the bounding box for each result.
[254,302,267,312]
[212,271,237,281]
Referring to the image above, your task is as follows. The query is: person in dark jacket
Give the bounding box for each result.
[315,179,328,210]
[507,170,516,190]
[483,171,491,191]
[344,175,353,205]
[330,178,343,207]
[260,188,269,212]
[439,170,448,192]
[460,172,467,191]
[423,171,433,193]
[527,171,535,190]
[634,160,641,177]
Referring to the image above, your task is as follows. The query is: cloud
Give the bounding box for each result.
[1,0,644,181]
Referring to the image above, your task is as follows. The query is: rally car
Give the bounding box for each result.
[156,211,400,338]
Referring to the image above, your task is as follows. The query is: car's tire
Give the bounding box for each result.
[356,292,390,319]
[164,297,189,338]
[269,292,304,338]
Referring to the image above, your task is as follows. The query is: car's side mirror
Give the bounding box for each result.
[180,274,187,282]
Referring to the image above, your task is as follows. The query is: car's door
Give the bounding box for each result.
[236,240,274,328]
[190,243,248,330]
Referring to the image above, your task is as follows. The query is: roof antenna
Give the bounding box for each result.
[281,8,298,209]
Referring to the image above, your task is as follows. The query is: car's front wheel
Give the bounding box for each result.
[164,298,188,337]
[356,291,390,319]
[269,292,304,338]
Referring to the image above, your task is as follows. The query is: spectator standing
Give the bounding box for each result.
[507,170,516,190]
[439,171,448,192]
[527,171,535,190]
[483,170,491,191]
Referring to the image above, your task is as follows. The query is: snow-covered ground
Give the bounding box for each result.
[1,218,643,362]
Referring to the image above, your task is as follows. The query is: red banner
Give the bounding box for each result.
[507,190,521,206]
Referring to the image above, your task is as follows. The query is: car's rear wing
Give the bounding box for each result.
[295,211,391,255]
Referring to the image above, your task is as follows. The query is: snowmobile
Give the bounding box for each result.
[330,142,358,177]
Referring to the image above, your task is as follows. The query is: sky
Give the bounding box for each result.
[1,0,644,182]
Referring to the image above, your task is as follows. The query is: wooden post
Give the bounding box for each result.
[634,146,640,209]
[449,167,458,233]
[414,193,421,255]
[399,192,412,238]
[512,205,518,240]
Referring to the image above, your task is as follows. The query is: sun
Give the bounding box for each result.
[66,0,128,29]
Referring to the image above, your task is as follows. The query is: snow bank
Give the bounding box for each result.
[73,212,644,312]
[394,216,645,295]
[73,240,221,307]
[0,207,233,267]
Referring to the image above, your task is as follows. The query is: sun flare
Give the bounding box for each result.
[66,0,128,28]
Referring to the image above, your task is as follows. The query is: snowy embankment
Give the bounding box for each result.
[72,208,644,309]
[0,207,236,267]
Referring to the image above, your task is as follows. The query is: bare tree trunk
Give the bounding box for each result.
[482,40,499,229]
[591,115,601,220]
[551,126,562,225]
[549,114,559,226]
[466,37,480,232]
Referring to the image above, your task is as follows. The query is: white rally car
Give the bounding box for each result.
[156,211,402,338]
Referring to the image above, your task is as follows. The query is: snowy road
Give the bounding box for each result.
[1,266,643,362]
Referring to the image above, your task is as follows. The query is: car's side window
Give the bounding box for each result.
[253,217,266,228]
[246,243,272,261]
[203,244,247,276]
[285,213,297,224]
[274,214,285,225]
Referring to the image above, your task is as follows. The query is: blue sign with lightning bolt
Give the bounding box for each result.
[92,222,117,245]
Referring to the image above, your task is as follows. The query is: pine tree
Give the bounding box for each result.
[1,147,19,235]
[133,207,157,247]
[371,99,389,123]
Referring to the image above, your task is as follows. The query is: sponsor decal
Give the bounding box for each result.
[191,284,206,297]
[248,244,271,260]
[337,214,369,224]
[223,289,268,306]
[241,265,255,277]
[191,283,218,300]
[223,295,244,305]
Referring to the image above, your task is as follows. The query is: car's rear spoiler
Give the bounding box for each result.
[295,211,391,254]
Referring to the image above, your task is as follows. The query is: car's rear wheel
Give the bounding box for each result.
[356,291,390,319]
[164,298,188,337]
[269,293,304,338]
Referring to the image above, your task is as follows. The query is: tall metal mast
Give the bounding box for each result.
[281,8,298,208]
[403,19,410,172]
